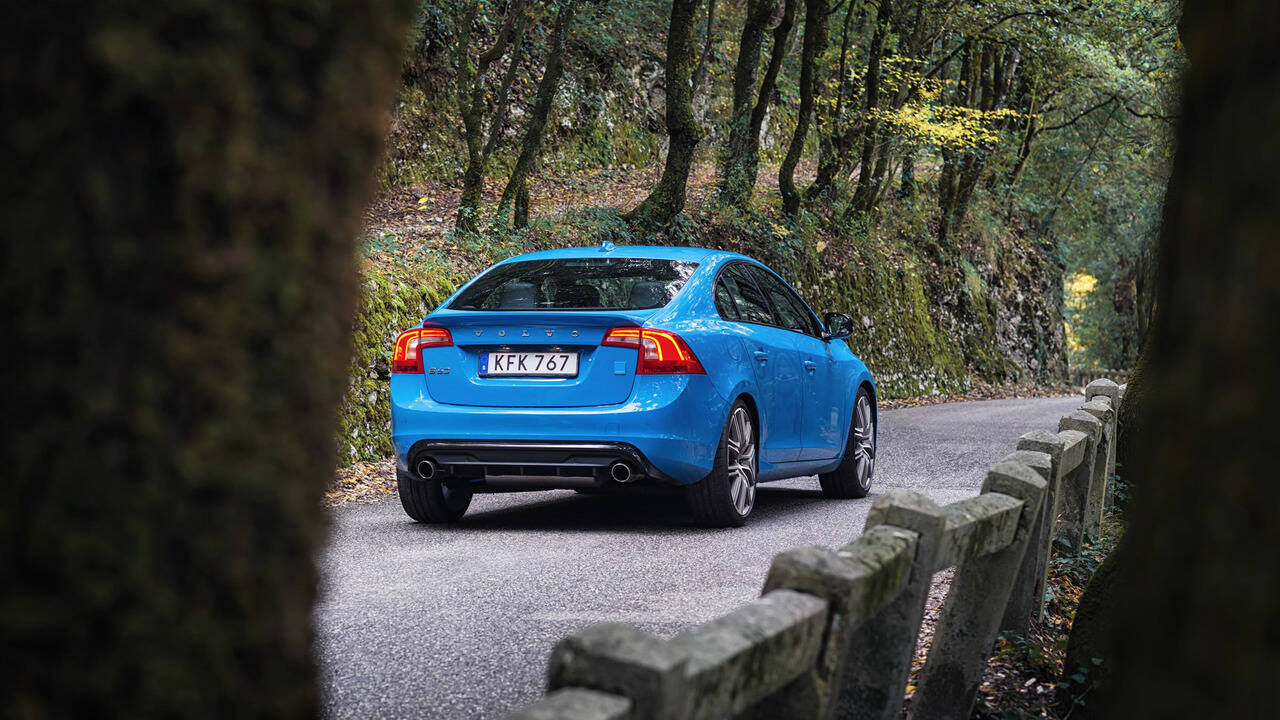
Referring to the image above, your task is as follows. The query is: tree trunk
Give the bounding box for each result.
[497,0,577,229]
[1103,1,1280,716]
[625,0,706,230]
[0,1,414,716]
[804,0,859,206]
[718,0,787,209]
[779,0,829,217]
[455,0,528,233]
[849,0,894,213]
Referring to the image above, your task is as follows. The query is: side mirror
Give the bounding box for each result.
[823,312,854,341]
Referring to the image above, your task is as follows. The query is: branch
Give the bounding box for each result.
[1035,94,1117,135]
[924,10,1058,79]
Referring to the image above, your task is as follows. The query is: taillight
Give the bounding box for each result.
[602,327,705,375]
[392,326,452,373]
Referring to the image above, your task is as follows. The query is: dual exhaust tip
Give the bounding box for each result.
[415,456,639,484]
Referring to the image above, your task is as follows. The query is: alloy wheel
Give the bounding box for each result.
[726,406,757,515]
[853,393,875,488]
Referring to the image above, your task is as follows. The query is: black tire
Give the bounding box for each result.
[686,399,758,528]
[397,471,472,523]
[819,386,876,498]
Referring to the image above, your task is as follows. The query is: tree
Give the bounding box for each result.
[718,0,795,210]
[625,0,706,230]
[496,0,578,229]
[454,0,529,233]
[778,0,829,217]
[0,0,414,715]
[1104,0,1280,716]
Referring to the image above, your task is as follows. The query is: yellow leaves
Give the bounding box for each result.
[816,239,828,254]
[769,222,791,237]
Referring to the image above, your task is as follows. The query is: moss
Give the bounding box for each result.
[336,271,457,463]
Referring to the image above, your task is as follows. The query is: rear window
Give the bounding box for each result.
[449,258,699,311]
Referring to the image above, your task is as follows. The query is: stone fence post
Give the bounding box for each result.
[1057,411,1103,550]
[908,461,1047,720]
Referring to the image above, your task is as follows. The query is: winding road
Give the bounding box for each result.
[315,395,1081,719]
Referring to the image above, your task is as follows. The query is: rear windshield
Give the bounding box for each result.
[449,258,699,311]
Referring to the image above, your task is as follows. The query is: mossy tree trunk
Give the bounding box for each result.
[455,0,528,234]
[778,0,829,217]
[1102,1,1280,716]
[717,0,776,208]
[0,0,414,716]
[849,0,894,213]
[718,0,795,210]
[625,0,705,230]
[497,0,577,229]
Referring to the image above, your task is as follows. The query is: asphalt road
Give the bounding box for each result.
[315,395,1081,719]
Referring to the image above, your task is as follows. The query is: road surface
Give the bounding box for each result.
[316,395,1081,718]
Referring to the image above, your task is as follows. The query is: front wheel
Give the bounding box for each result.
[819,387,876,498]
[686,400,758,527]
[398,472,472,523]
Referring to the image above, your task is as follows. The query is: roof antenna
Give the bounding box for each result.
[599,240,616,252]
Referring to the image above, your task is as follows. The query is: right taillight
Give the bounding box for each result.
[392,326,452,373]
[602,327,705,375]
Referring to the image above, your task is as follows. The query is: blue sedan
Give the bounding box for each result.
[389,245,877,527]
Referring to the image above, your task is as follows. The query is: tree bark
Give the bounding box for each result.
[1103,1,1280,716]
[625,0,706,230]
[804,0,860,205]
[849,0,894,213]
[779,0,829,217]
[497,0,577,229]
[0,0,414,716]
[717,0,782,208]
[455,0,528,233]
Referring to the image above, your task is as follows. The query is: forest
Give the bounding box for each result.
[338,0,1182,461]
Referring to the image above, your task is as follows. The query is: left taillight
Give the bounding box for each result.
[392,326,452,374]
[602,327,705,375]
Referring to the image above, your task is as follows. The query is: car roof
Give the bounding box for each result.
[496,245,756,266]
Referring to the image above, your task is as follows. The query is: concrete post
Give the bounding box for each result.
[1014,431,1067,624]
[1080,397,1115,526]
[909,462,1047,720]
[547,623,690,720]
[748,526,917,719]
[506,688,633,720]
[1085,379,1120,479]
[995,449,1054,635]
[1058,411,1102,550]
[832,492,946,720]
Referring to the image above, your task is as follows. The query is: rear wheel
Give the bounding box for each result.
[687,400,757,527]
[819,387,876,498]
[398,472,472,523]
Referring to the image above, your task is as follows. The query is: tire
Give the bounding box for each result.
[397,471,472,523]
[686,400,758,527]
[819,386,876,499]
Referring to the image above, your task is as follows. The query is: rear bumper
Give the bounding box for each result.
[390,373,727,484]
[402,440,677,489]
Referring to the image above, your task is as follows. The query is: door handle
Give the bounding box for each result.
[803,360,817,372]
[752,350,769,362]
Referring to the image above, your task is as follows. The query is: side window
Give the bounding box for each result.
[750,267,823,336]
[714,279,741,320]
[723,265,776,325]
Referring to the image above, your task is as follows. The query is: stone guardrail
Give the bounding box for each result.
[509,379,1124,720]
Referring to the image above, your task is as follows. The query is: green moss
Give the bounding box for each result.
[336,271,457,463]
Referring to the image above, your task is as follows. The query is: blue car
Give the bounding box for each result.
[389,245,877,527]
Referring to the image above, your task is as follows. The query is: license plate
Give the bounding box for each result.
[480,351,579,377]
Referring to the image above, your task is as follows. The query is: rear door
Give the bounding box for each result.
[748,267,843,460]
[720,264,803,462]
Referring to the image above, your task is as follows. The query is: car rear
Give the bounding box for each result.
[389,252,727,492]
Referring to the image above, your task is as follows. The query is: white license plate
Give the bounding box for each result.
[480,351,579,377]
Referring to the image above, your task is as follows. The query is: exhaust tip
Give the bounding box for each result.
[609,462,635,483]
[416,458,437,480]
